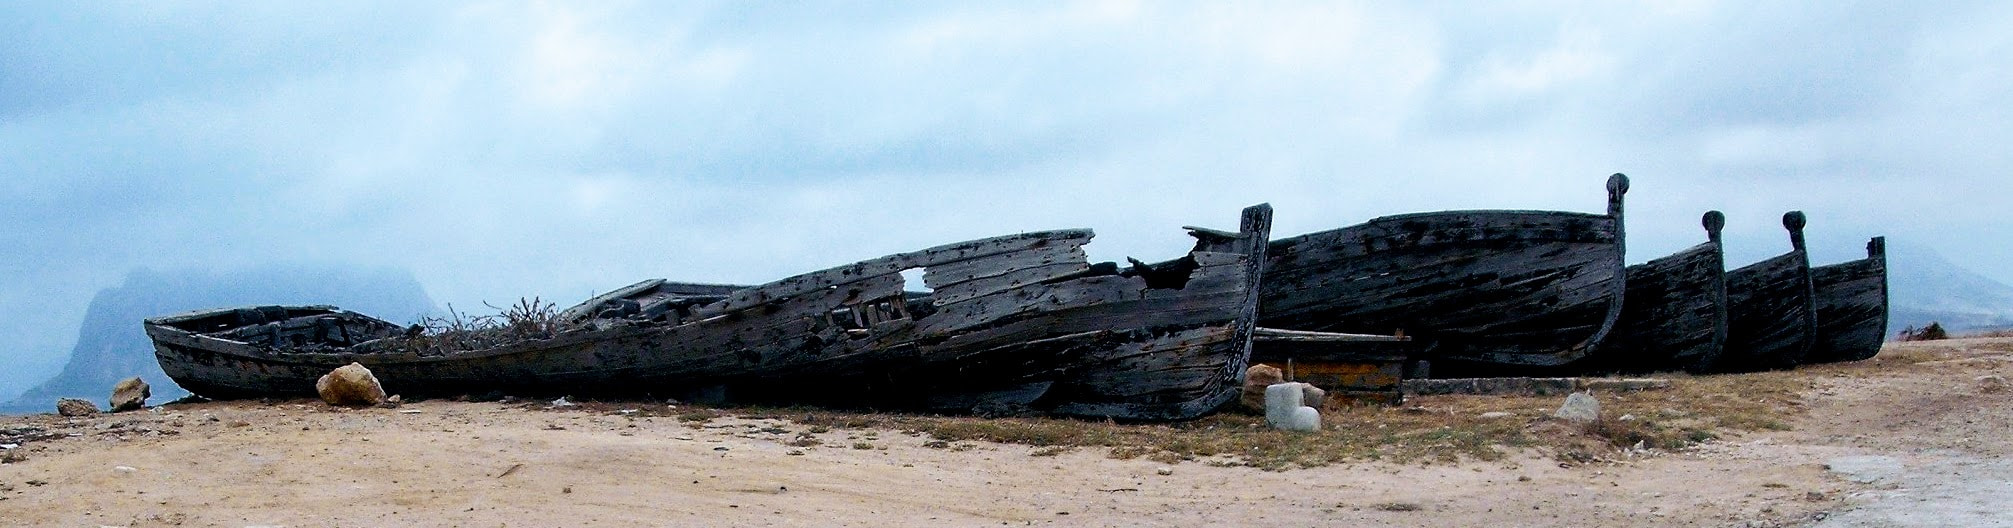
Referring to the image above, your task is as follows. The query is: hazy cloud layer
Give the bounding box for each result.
[5,1,2010,397]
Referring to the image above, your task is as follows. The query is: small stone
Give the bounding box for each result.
[315,363,388,407]
[1479,411,1514,419]
[1977,375,2007,394]
[114,465,137,474]
[1156,467,1174,476]
[57,398,99,417]
[1241,364,1285,413]
[110,377,150,412]
[1299,383,1327,409]
[1552,392,1600,423]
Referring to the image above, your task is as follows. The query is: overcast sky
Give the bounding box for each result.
[5,1,2010,397]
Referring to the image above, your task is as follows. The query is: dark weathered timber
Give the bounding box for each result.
[1596,211,1730,373]
[148,207,1275,422]
[1249,328,1414,406]
[1719,212,1818,372]
[869,204,1276,421]
[1806,236,1888,363]
[1258,174,1629,373]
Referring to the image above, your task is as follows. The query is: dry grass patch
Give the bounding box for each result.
[517,345,1975,470]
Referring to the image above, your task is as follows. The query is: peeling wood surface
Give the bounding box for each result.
[1597,211,1728,373]
[1719,212,1816,372]
[1806,237,1888,363]
[1258,174,1629,372]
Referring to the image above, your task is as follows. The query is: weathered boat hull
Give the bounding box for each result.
[1806,237,1888,363]
[150,206,1277,422]
[1719,212,1817,372]
[1258,174,1629,372]
[149,229,1107,401]
[1596,211,1729,373]
[788,204,1277,421]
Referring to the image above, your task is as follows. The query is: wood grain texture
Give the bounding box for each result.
[1805,236,1887,363]
[1718,211,1817,372]
[1258,174,1629,372]
[1596,211,1729,373]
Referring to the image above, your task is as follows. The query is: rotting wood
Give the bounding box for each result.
[1718,211,1818,373]
[1805,236,1888,363]
[146,207,1274,422]
[1258,174,1629,374]
[1594,210,1730,373]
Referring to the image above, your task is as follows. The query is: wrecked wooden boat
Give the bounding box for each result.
[1257,173,1629,374]
[1595,211,1730,373]
[1717,211,1818,372]
[148,205,1276,421]
[1805,236,1888,363]
[775,204,1277,421]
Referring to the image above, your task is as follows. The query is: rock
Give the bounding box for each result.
[1299,383,1327,409]
[110,377,150,412]
[1265,383,1321,432]
[1156,467,1174,476]
[1241,364,1285,412]
[56,398,99,417]
[1552,392,1600,423]
[1978,375,2007,394]
[315,362,388,407]
[1479,411,1514,419]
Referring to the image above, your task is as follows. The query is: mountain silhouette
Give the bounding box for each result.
[2,264,435,414]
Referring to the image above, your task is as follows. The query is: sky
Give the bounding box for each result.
[5,1,2011,398]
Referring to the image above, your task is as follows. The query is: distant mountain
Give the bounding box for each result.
[1881,242,2013,335]
[1,265,435,414]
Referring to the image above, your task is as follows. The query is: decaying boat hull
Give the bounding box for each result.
[1806,237,1888,363]
[1719,212,1817,372]
[782,204,1276,421]
[149,206,1276,422]
[150,229,1104,400]
[1597,211,1729,373]
[1258,174,1629,372]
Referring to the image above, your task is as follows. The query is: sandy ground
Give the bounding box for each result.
[3,338,2008,528]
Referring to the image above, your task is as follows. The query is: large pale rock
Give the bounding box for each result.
[56,398,99,417]
[1552,392,1600,423]
[1241,364,1285,413]
[110,377,150,412]
[1265,383,1320,432]
[316,362,388,406]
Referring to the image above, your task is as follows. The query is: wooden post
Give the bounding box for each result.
[1703,210,1726,243]
[1783,211,1808,252]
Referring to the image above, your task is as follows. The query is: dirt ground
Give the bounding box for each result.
[3,338,2008,527]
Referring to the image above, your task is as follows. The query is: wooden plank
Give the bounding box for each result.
[698,229,1093,317]
[927,262,1090,306]
[921,243,1088,290]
